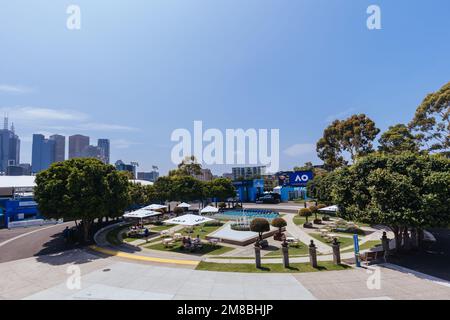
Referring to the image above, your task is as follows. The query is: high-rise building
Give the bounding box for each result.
[137,171,159,182]
[32,134,56,173]
[232,166,266,180]
[6,163,31,176]
[81,145,103,161]
[97,139,110,164]
[68,134,89,159]
[0,117,20,172]
[50,134,65,162]
[115,160,136,179]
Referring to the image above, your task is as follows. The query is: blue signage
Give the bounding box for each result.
[288,171,313,187]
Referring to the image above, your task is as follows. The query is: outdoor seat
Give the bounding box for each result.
[359,250,386,265]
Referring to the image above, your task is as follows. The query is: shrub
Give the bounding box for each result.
[317,204,327,209]
[271,217,287,233]
[250,218,270,241]
[204,221,223,227]
[299,208,311,217]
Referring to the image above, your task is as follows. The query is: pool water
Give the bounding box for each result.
[218,209,279,220]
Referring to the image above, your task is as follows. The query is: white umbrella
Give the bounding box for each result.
[318,205,339,213]
[177,202,191,208]
[142,204,168,210]
[200,205,219,214]
[123,209,162,219]
[163,214,215,226]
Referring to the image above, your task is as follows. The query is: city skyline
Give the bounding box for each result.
[1,1,449,175]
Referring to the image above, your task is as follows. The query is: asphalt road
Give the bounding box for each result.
[0,222,75,263]
[388,228,450,281]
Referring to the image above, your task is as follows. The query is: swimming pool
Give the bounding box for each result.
[215,209,279,220]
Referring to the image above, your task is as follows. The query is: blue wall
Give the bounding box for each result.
[0,197,40,228]
[233,179,264,202]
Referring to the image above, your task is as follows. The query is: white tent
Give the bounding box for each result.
[163,214,215,226]
[177,202,191,208]
[142,204,168,210]
[123,209,162,219]
[318,205,339,213]
[200,205,219,214]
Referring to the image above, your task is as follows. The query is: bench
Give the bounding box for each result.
[359,250,386,265]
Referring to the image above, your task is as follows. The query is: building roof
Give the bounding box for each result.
[0,176,36,188]
[130,179,154,186]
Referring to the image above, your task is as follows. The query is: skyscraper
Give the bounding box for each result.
[81,145,103,161]
[97,139,110,164]
[32,134,56,173]
[0,117,20,172]
[50,134,65,162]
[68,134,89,159]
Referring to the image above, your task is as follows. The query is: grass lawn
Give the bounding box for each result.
[145,241,234,256]
[180,224,222,240]
[106,226,128,246]
[196,261,351,273]
[265,244,309,257]
[341,240,382,253]
[147,224,174,232]
[309,233,357,248]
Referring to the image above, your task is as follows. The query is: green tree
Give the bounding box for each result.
[378,124,420,154]
[169,155,202,177]
[250,218,270,242]
[409,81,450,153]
[332,152,450,251]
[271,217,287,235]
[204,178,236,202]
[170,175,205,202]
[317,114,380,170]
[34,158,130,242]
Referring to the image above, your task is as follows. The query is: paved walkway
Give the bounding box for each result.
[1,248,449,300]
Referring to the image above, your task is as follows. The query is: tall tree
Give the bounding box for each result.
[378,124,420,154]
[34,158,130,242]
[169,155,202,177]
[317,114,380,170]
[204,178,236,201]
[409,81,450,153]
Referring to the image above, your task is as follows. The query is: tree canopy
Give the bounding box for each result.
[409,81,450,153]
[34,158,130,241]
[378,124,420,154]
[317,114,380,170]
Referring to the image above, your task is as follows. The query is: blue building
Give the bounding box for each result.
[32,134,56,173]
[0,176,40,228]
[232,179,264,202]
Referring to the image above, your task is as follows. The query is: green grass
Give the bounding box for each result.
[180,224,222,240]
[341,240,382,253]
[196,261,351,273]
[147,224,174,232]
[265,244,309,257]
[145,241,234,256]
[309,233,357,248]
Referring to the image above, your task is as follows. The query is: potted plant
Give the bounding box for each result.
[271,217,287,241]
[309,205,322,224]
[299,208,313,228]
[250,218,270,247]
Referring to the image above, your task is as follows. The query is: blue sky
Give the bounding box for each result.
[1,0,449,175]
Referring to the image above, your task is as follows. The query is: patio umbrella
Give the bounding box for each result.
[142,204,168,210]
[163,214,215,226]
[200,205,219,214]
[177,202,191,208]
[318,205,339,213]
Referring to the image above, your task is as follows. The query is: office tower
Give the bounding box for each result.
[81,145,103,161]
[6,163,31,176]
[97,139,110,164]
[68,134,89,159]
[193,168,213,181]
[0,117,20,172]
[50,134,65,162]
[32,134,56,173]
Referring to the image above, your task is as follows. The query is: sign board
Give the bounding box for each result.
[288,171,314,187]
[19,201,37,207]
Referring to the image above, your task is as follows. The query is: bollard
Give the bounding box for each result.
[309,240,318,268]
[254,243,262,269]
[332,238,341,265]
[282,240,289,268]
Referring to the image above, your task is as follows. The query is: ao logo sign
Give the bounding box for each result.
[289,171,313,187]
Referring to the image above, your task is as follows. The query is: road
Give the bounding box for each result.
[388,228,450,281]
[0,222,75,263]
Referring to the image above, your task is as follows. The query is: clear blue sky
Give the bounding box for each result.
[1,0,449,175]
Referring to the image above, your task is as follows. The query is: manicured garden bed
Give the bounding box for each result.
[309,233,357,248]
[196,261,351,273]
[145,242,234,256]
[265,244,309,257]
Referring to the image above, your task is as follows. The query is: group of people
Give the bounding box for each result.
[181,235,202,251]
